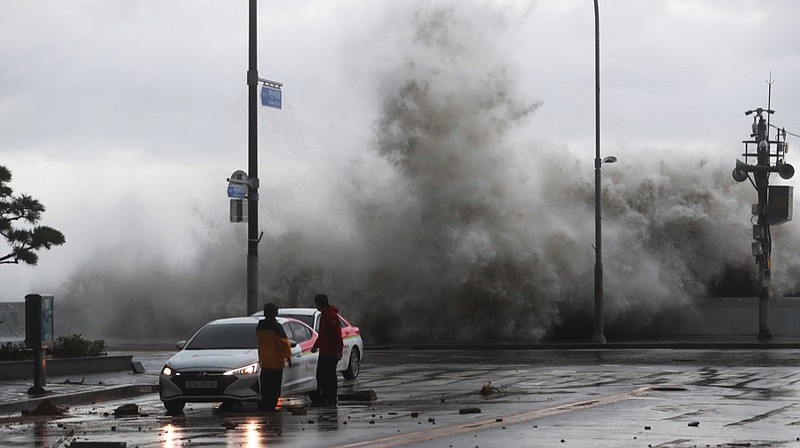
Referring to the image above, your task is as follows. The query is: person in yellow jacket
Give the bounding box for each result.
[256,302,292,411]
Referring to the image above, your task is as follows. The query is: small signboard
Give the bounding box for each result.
[230,199,248,223]
[25,294,54,349]
[227,170,249,199]
[227,184,248,199]
[261,85,282,109]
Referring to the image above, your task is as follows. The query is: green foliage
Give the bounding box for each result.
[52,334,108,358]
[0,335,108,361]
[0,165,65,266]
[0,341,30,361]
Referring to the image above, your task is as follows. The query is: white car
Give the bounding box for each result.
[159,316,318,413]
[251,308,364,379]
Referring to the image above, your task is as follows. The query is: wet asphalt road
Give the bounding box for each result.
[3,348,800,447]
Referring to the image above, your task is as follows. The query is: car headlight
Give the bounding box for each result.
[223,362,259,376]
[161,365,178,376]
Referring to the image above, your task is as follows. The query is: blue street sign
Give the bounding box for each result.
[227,183,248,199]
[261,85,282,109]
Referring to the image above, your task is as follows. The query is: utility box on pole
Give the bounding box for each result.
[767,185,793,225]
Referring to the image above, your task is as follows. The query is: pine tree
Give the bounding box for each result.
[0,165,65,265]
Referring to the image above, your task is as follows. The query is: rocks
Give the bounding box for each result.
[113,404,140,417]
[24,400,69,416]
[289,407,308,415]
[338,390,378,402]
[479,382,507,396]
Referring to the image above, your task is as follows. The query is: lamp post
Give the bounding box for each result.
[593,0,616,343]
[234,0,281,315]
[246,0,259,316]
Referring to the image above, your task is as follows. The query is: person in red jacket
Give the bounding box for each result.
[311,294,344,406]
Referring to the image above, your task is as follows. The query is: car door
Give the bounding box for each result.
[287,320,318,392]
[279,322,305,395]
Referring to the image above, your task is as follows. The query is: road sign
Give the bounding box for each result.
[230,199,248,222]
[227,184,248,199]
[261,85,282,109]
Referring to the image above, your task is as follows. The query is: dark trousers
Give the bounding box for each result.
[259,368,283,411]
[316,355,339,404]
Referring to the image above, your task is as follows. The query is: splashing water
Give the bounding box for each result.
[56,2,800,344]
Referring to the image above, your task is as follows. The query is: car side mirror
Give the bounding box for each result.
[176,340,186,350]
[289,339,298,348]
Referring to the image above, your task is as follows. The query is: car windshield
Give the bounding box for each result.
[185,323,257,350]
[278,313,314,329]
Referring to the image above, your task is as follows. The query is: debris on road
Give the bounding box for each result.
[459,407,481,415]
[339,390,378,402]
[479,382,506,396]
[24,400,69,416]
[289,407,308,415]
[113,404,139,417]
[688,421,700,427]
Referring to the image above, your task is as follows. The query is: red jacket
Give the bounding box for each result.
[313,305,344,357]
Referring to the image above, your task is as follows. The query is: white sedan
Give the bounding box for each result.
[159,316,318,413]
[251,308,364,379]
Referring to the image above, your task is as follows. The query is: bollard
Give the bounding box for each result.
[25,294,54,395]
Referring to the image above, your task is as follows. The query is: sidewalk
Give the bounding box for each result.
[0,351,172,415]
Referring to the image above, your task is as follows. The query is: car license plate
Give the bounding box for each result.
[186,380,217,389]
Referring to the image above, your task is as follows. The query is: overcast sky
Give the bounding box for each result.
[3,0,800,303]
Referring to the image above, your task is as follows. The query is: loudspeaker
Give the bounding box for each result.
[732,167,748,182]
[778,162,795,180]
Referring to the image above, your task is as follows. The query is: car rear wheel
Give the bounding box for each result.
[163,400,185,414]
[342,347,360,380]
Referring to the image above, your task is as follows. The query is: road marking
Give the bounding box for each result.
[332,386,651,448]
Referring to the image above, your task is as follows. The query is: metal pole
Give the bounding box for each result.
[28,348,46,395]
[247,0,259,316]
[755,115,772,341]
[592,0,606,344]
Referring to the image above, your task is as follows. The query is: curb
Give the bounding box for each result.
[0,384,158,415]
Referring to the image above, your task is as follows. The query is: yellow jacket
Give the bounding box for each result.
[256,318,292,371]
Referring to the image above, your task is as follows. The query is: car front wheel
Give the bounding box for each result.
[342,347,360,380]
[163,400,185,414]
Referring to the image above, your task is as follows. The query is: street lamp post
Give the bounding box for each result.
[593,0,615,343]
[246,0,260,316]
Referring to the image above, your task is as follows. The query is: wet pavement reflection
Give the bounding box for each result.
[3,348,800,447]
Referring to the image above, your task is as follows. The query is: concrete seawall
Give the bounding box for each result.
[0,355,133,380]
[4,297,800,343]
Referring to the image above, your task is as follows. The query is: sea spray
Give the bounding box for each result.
[55,1,800,343]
